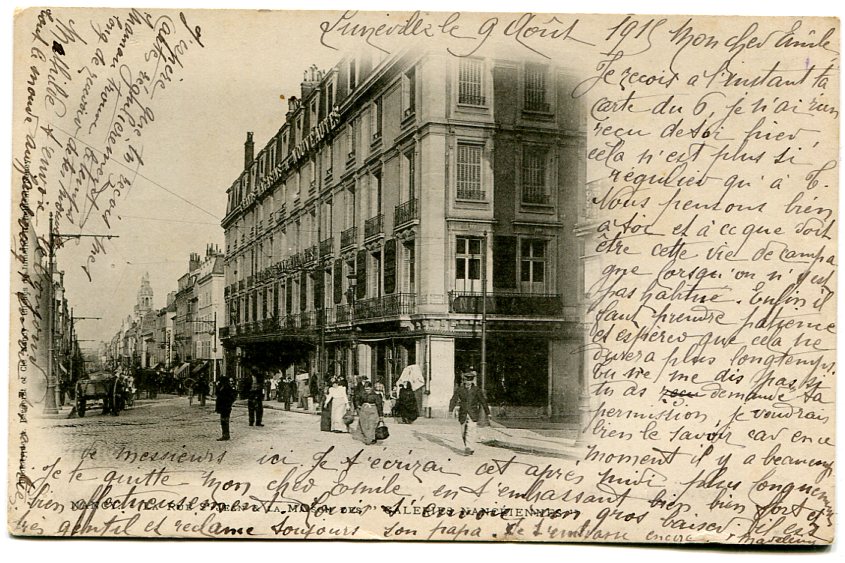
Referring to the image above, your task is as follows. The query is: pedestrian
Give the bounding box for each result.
[357,380,383,445]
[248,375,264,427]
[448,368,490,455]
[353,376,368,409]
[325,378,350,433]
[296,372,310,409]
[197,375,208,407]
[395,382,419,424]
[282,375,294,410]
[215,376,236,441]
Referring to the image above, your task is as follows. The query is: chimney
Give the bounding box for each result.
[189,252,200,272]
[244,132,254,169]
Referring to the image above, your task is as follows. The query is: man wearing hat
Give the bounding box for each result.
[449,367,490,455]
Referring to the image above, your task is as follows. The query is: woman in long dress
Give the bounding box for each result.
[357,380,383,444]
[397,382,419,423]
[326,379,349,433]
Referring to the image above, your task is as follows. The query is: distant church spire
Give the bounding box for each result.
[134,272,154,316]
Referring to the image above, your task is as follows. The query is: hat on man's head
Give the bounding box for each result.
[462,371,477,382]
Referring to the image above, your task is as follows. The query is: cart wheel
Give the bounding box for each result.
[78,399,86,417]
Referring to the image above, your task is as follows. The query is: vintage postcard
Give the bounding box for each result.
[7,5,838,544]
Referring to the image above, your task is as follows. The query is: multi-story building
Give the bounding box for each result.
[194,245,225,381]
[220,50,587,420]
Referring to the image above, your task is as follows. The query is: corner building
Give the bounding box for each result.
[221,50,587,420]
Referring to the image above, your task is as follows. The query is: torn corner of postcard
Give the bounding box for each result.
[8,7,838,543]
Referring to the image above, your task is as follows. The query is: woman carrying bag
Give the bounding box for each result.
[357,380,385,445]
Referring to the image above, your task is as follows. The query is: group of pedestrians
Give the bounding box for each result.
[212,365,490,454]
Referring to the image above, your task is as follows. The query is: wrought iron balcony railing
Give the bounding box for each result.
[341,226,357,249]
[364,213,384,240]
[394,198,418,228]
[448,291,563,316]
[319,237,333,257]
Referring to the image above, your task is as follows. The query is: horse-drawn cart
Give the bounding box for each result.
[76,372,128,417]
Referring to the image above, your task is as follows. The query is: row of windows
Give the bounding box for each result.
[226,140,554,276]
[230,57,555,213]
[455,237,547,290]
[228,236,550,324]
[457,59,552,113]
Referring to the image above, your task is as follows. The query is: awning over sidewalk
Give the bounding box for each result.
[174,363,190,379]
[192,361,209,375]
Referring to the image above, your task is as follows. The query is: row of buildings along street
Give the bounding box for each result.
[38,47,595,428]
[102,247,225,396]
[218,50,593,422]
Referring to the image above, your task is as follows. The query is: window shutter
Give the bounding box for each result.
[313,272,323,310]
[356,250,367,300]
[300,271,307,312]
[493,236,518,289]
[383,239,397,294]
[333,260,343,304]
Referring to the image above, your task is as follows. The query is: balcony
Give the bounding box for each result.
[448,291,563,316]
[277,205,286,224]
[457,188,486,201]
[238,280,245,291]
[524,101,551,113]
[364,213,384,240]
[458,94,486,106]
[394,198,418,229]
[218,326,229,339]
[341,226,357,250]
[325,167,333,182]
[302,245,317,264]
[522,187,550,206]
[320,237,334,257]
[336,304,351,323]
[346,150,356,168]
[354,293,416,321]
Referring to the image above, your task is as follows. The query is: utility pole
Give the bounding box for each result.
[212,311,218,385]
[43,212,118,414]
[480,230,488,394]
[45,213,57,414]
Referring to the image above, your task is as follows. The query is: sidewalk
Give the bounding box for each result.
[244,399,586,460]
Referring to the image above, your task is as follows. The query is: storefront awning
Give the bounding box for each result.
[174,363,191,379]
[192,361,210,375]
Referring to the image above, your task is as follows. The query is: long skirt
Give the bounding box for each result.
[331,399,348,432]
[358,404,379,444]
[320,398,332,432]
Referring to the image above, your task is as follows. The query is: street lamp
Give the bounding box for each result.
[345,272,357,379]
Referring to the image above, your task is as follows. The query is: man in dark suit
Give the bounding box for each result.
[449,368,490,455]
[215,377,236,441]
[247,374,264,427]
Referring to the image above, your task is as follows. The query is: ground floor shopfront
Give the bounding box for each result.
[221,318,584,421]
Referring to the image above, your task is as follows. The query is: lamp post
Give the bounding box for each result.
[43,213,118,414]
[345,272,357,379]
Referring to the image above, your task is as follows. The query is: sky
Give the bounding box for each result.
[13,9,346,345]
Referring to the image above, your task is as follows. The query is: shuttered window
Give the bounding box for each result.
[522,146,549,205]
[333,260,343,304]
[384,239,397,295]
[524,64,548,112]
[457,143,484,200]
[356,250,367,300]
[458,59,485,106]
